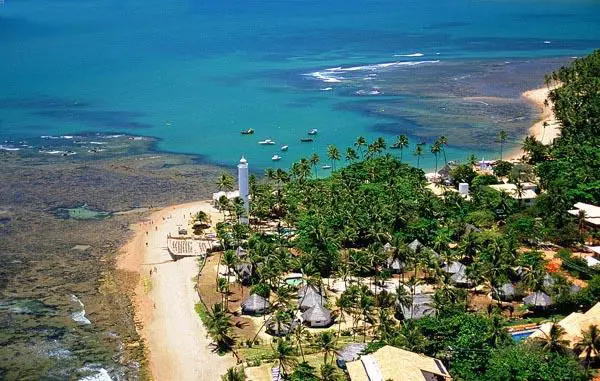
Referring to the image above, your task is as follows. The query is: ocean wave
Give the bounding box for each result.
[306,60,440,83]
[70,294,91,325]
[355,89,381,96]
[0,145,20,151]
[79,367,112,381]
[393,52,424,57]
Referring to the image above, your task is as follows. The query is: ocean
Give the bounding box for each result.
[1,0,600,170]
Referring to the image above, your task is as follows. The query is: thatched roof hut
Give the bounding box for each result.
[336,343,367,369]
[299,290,325,311]
[408,239,424,253]
[266,319,298,337]
[241,293,269,315]
[397,294,436,320]
[494,282,516,301]
[235,262,253,285]
[450,267,473,287]
[387,257,406,273]
[302,304,332,328]
[442,261,464,274]
[383,243,394,253]
[524,291,553,309]
[298,284,320,299]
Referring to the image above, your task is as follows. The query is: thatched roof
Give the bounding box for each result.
[442,261,464,274]
[543,274,555,288]
[266,319,297,337]
[383,243,394,253]
[235,262,253,277]
[299,290,325,311]
[301,304,332,324]
[524,291,553,308]
[236,246,248,258]
[450,267,473,287]
[298,284,320,299]
[241,294,269,314]
[387,257,406,272]
[570,284,582,295]
[408,239,424,252]
[336,343,367,363]
[398,294,436,320]
[495,283,516,301]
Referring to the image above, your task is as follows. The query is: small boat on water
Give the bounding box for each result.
[259,139,275,145]
[241,128,254,135]
[322,165,332,170]
[280,145,289,151]
[300,138,314,143]
[308,128,318,135]
[272,155,282,161]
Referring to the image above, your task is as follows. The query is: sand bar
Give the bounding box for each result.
[118,200,234,381]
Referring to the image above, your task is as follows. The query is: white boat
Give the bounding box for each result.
[322,165,332,169]
[280,145,289,151]
[272,155,282,161]
[308,128,318,135]
[258,139,275,145]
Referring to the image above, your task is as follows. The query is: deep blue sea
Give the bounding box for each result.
[1,0,599,170]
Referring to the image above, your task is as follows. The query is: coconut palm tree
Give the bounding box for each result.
[271,338,297,378]
[354,136,367,158]
[533,321,570,354]
[292,322,310,362]
[467,153,478,167]
[430,140,442,174]
[221,367,246,381]
[497,129,508,161]
[393,134,409,162]
[438,135,448,165]
[314,331,337,365]
[217,173,236,192]
[345,147,358,162]
[414,144,424,168]
[575,324,600,370]
[310,153,320,178]
[327,145,341,170]
[319,364,340,381]
[217,277,229,305]
[205,302,235,353]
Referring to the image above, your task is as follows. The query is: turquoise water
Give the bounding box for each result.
[1,0,599,170]
[511,329,536,342]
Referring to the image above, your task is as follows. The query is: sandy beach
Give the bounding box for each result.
[118,200,234,381]
[509,85,561,160]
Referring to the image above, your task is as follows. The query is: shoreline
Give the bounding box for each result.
[508,85,560,161]
[117,200,234,380]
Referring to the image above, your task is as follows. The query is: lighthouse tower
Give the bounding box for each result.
[238,156,249,213]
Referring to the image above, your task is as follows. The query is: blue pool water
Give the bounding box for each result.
[1,0,600,170]
[511,329,536,342]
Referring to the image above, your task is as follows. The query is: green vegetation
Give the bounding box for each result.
[203,51,600,380]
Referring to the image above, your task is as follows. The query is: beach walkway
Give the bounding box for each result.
[119,201,233,381]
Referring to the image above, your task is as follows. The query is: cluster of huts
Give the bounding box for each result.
[240,283,333,335]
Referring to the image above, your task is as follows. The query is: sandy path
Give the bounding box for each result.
[508,86,561,160]
[118,200,234,381]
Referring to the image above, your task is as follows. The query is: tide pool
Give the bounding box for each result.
[1,0,599,170]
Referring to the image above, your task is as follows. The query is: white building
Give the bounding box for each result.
[237,156,249,212]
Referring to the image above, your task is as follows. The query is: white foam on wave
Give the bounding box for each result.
[355,89,381,96]
[320,87,333,91]
[393,52,424,57]
[70,294,91,325]
[79,368,112,381]
[0,145,20,151]
[89,142,107,145]
[306,60,440,83]
[543,40,551,44]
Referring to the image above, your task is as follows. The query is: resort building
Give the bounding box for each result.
[346,345,451,381]
[528,302,600,358]
[488,183,538,205]
[238,156,249,212]
[569,202,600,229]
[211,190,240,204]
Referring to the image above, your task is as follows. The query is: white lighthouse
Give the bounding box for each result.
[238,156,249,213]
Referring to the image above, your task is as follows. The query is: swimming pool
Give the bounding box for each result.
[511,329,536,342]
[285,278,303,286]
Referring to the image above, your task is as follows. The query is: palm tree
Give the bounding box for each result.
[222,250,238,286]
[414,144,424,168]
[345,147,358,162]
[327,145,341,170]
[310,153,320,178]
[467,153,477,167]
[395,284,412,319]
[217,173,236,192]
[430,141,442,174]
[272,338,297,378]
[221,367,246,381]
[575,324,600,370]
[438,135,448,165]
[205,303,235,353]
[319,364,339,381]
[314,331,337,365]
[217,277,229,305]
[354,136,367,158]
[497,129,507,161]
[534,321,570,354]
[374,137,387,154]
[394,134,409,162]
[292,322,310,362]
